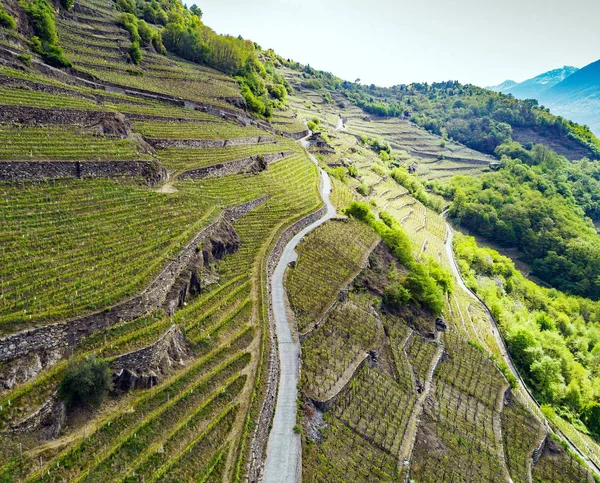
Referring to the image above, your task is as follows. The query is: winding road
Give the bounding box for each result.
[261,137,336,483]
[442,213,600,479]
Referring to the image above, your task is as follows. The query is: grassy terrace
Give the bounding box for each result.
[532,443,595,483]
[302,291,383,399]
[157,141,299,172]
[502,399,546,483]
[0,125,150,161]
[286,219,379,333]
[410,332,508,482]
[133,120,267,140]
[332,365,416,457]
[0,149,321,481]
[303,418,398,482]
[0,179,218,333]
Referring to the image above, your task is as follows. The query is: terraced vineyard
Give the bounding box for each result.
[286,218,379,333]
[2,0,600,479]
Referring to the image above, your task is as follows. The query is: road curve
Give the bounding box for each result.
[442,213,600,478]
[262,137,336,483]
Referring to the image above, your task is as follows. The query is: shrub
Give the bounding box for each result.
[127,41,142,64]
[383,283,411,310]
[0,4,16,29]
[240,84,266,116]
[59,0,74,11]
[119,13,140,42]
[22,0,71,68]
[17,53,31,65]
[58,357,112,409]
[267,83,287,101]
[403,265,444,316]
[115,0,136,14]
[42,44,72,67]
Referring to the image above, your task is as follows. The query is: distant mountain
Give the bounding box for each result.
[488,62,600,136]
[506,66,579,99]
[487,79,517,92]
[540,59,600,136]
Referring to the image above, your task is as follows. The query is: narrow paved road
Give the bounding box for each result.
[442,213,600,478]
[262,137,336,483]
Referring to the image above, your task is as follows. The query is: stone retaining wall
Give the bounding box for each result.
[178,151,295,180]
[148,136,277,149]
[0,160,167,186]
[0,196,267,372]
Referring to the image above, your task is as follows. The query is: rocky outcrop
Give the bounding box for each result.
[111,325,192,393]
[178,151,295,180]
[164,216,241,315]
[0,196,267,388]
[9,393,66,440]
[0,160,167,186]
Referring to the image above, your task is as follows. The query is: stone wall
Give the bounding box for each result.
[10,392,66,440]
[112,325,192,392]
[148,136,277,149]
[0,160,167,186]
[246,204,327,483]
[0,196,267,379]
[178,151,295,180]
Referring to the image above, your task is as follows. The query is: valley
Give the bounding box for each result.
[0,0,600,481]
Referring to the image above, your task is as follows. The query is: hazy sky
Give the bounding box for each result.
[195,0,600,87]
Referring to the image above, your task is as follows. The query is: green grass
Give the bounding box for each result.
[0,125,150,161]
[302,291,383,399]
[287,219,379,333]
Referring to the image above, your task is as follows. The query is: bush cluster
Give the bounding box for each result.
[345,202,452,315]
[22,0,71,68]
[58,357,113,409]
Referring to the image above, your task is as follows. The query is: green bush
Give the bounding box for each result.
[0,4,16,29]
[58,357,113,409]
[267,83,287,101]
[119,13,140,43]
[403,265,444,316]
[59,0,74,11]
[127,41,142,65]
[22,0,71,68]
[383,283,411,310]
[17,53,31,65]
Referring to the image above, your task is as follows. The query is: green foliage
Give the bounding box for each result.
[391,167,445,213]
[281,60,600,159]
[345,202,449,315]
[58,357,112,409]
[21,0,71,68]
[127,41,142,65]
[0,3,16,29]
[454,233,600,432]
[382,283,411,309]
[17,53,31,65]
[446,146,600,298]
[59,0,74,11]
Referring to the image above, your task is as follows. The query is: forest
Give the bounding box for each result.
[433,142,600,299]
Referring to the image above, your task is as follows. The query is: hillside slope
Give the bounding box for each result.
[1,0,600,482]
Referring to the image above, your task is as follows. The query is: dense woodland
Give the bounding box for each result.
[432,143,600,299]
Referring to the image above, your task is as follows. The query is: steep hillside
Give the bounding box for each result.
[2,0,600,482]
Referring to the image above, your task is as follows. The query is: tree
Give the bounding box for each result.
[190,4,202,18]
[58,357,113,409]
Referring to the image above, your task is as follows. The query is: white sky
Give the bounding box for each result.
[191,0,600,87]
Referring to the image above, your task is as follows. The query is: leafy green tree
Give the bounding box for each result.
[58,357,113,409]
